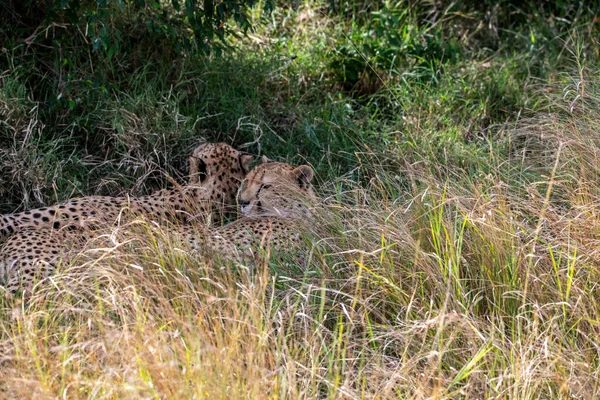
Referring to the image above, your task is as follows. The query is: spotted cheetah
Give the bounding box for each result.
[0,160,319,295]
[184,160,319,256]
[0,142,254,239]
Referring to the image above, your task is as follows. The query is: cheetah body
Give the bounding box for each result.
[0,160,318,294]
[0,142,253,238]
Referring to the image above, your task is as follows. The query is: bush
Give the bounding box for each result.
[2,0,275,53]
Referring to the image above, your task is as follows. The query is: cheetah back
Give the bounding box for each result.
[0,142,254,238]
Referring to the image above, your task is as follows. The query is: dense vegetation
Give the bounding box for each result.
[2,0,600,397]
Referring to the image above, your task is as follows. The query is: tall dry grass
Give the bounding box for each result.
[3,71,600,398]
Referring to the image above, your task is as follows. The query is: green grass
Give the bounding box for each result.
[2,0,600,398]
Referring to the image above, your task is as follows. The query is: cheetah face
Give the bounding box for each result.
[238,161,316,218]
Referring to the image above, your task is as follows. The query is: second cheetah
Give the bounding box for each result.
[0,142,254,239]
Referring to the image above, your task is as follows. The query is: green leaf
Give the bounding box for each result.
[263,0,275,13]
[92,38,103,52]
[450,342,493,387]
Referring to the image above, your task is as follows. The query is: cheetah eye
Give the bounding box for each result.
[256,183,271,197]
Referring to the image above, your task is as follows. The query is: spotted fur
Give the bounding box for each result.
[169,161,319,259]
[0,142,254,238]
[238,160,317,218]
[0,227,91,293]
[1,161,318,295]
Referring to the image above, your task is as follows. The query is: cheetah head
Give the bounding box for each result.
[188,142,255,207]
[238,159,317,218]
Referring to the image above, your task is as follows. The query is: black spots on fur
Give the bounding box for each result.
[42,216,50,223]
[53,221,61,229]
[33,213,41,219]
[49,209,56,216]
[69,207,77,212]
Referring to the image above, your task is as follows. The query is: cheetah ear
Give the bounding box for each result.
[261,155,273,164]
[293,165,314,187]
[239,154,255,173]
[191,142,210,154]
[188,156,208,184]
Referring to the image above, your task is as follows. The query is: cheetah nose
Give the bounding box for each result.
[239,199,252,215]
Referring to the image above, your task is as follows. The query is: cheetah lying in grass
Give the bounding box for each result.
[182,159,318,256]
[0,142,254,239]
[0,159,319,295]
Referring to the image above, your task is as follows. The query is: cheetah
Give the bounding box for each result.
[0,142,254,239]
[0,160,319,295]
[183,159,319,256]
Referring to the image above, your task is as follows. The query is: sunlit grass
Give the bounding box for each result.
[4,81,600,396]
